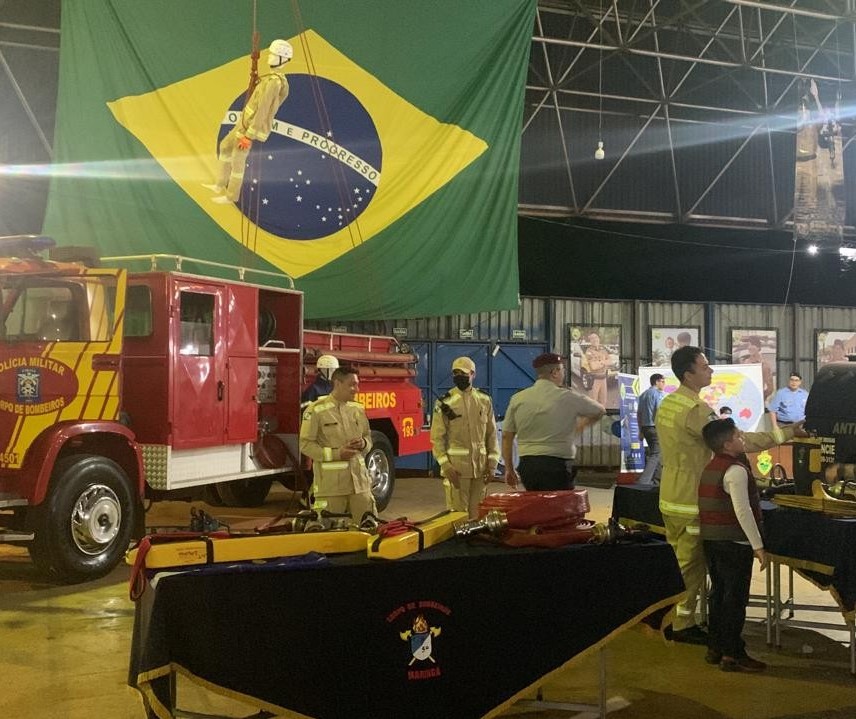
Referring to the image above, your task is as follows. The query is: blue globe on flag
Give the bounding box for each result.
[218,74,383,240]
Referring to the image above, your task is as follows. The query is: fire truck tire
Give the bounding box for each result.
[367,431,395,512]
[202,483,225,506]
[29,454,136,583]
[216,477,274,507]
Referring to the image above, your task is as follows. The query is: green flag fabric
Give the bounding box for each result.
[43,1,535,319]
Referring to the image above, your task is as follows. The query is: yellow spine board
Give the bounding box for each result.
[367,511,467,560]
[126,530,371,569]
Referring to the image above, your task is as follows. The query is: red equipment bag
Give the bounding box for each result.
[479,490,590,527]
[477,490,594,548]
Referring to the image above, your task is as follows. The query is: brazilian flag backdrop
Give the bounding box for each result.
[43,1,535,319]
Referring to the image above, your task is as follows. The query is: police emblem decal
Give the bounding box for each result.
[16,368,40,403]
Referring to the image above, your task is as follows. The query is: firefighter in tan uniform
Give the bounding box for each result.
[656,346,805,645]
[430,357,499,518]
[208,39,293,204]
[299,366,377,521]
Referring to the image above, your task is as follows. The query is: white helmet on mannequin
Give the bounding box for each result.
[316,354,339,381]
[268,39,293,67]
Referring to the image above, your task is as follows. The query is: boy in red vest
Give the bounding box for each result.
[699,419,768,672]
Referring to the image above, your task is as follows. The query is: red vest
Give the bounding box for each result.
[698,453,763,542]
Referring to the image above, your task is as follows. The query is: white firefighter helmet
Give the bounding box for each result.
[316,354,339,381]
[268,39,293,65]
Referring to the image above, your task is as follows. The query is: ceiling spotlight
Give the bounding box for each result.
[595,141,605,160]
[808,244,819,255]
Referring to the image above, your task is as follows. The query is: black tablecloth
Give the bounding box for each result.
[612,483,856,620]
[129,537,684,719]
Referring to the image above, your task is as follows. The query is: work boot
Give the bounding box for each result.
[669,625,709,645]
[704,648,722,665]
[720,654,767,673]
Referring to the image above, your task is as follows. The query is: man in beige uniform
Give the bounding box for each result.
[656,345,805,644]
[209,39,293,204]
[430,356,499,518]
[502,353,604,491]
[300,366,377,521]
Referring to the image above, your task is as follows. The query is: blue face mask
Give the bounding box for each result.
[453,375,471,390]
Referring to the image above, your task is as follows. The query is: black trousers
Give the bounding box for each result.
[703,539,754,658]
[638,426,661,484]
[518,455,576,491]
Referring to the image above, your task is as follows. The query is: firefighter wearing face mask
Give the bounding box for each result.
[430,357,499,518]
[208,39,293,204]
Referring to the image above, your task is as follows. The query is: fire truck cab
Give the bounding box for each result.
[0,236,430,582]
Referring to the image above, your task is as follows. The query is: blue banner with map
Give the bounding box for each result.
[639,364,765,432]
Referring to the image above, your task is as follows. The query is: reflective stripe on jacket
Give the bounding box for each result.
[299,396,372,496]
[656,384,795,519]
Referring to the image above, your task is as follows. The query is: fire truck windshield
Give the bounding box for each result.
[0,277,116,343]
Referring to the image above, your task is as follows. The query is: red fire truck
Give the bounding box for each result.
[0,236,431,582]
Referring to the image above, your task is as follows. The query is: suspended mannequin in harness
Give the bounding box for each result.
[800,78,840,166]
[208,39,293,204]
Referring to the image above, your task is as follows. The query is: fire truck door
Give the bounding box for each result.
[172,284,226,448]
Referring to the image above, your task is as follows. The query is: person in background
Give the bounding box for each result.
[767,373,808,428]
[300,366,376,521]
[636,373,666,485]
[503,353,604,491]
[656,345,806,645]
[676,331,692,348]
[719,406,733,419]
[301,354,339,408]
[430,356,499,519]
[699,419,768,673]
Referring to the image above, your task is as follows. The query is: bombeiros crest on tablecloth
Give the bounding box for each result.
[387,600,450,680]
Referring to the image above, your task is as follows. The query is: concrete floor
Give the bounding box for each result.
[0,476,853,719]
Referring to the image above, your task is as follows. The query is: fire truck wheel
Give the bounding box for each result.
[202,484,225,506]
[216,477,274,507]
[367,431,395,512]
[30,454,136,583]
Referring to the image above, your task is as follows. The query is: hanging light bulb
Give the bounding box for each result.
[595,141,605,160]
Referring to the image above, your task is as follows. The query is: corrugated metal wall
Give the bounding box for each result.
[306,296,856,469]
[308,297,547,343]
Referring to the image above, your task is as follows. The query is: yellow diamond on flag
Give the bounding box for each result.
[107,30,488,278]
